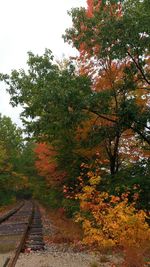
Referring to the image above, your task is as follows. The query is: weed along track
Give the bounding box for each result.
[0,201,44,267]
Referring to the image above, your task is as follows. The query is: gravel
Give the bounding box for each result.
[15,244,123,267]
[15,248,100,267]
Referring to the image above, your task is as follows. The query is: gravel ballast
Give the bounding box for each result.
[16,249,100,267]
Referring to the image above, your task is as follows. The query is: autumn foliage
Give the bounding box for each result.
[34,143,66,185]
[1,0,150,264]
[75,165,150,266]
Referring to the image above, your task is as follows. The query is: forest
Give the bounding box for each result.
[0,0,150,265]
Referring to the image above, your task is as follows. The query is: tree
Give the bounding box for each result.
[0,114,25,205]
[65,0,150,86]
[0,141,10,173]
[1,49,149,177]
[63,0,150,175]
[1,0,150,179]
[1,50,92,179]
[34,142,66,185]
[0,114,23,168]
[16,141,37,176]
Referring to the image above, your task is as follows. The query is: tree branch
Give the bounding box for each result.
[127,51,150,86]
[131,126,150,145]
[83,108,117,124]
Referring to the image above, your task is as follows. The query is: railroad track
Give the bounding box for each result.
[0,201,44,267]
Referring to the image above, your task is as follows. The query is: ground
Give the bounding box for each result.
[0,202,124,267]
[15,249,122,267]
[15,203,123,267]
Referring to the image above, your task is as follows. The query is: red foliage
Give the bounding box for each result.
[86,0,102,17]
[34,143,66,185]
[86,0,94,17]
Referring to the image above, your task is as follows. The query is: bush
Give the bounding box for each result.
[0,190,16,206]
[30,177,63,209]
[76,170,150,265]
[106,160,150,211]
[62,198,79,218]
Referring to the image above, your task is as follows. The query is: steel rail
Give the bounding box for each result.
[3,257,10,267]
[1,201,44,267]
[0,202,24,224]
[7,204,34,267]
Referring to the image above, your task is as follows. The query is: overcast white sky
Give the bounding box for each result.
[0,0,86,127]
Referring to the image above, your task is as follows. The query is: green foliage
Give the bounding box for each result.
[0,173,18,206]
[1,50,93,180]
[0,114,23,159]
[0,114,23,181]
[29,175,79,215]
[65,0,150,67]
[0,190,16,206]
[30,176,63,209]
[103,159,150,210]
[0,114,25,205]
[16,141,37,176]
[0,141,9,171]
[62,198,79,218]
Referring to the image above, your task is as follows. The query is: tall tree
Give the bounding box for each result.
[0,114,25,204]
[34,142,66,185]
[63,0,150,174]
[0,114,23,168]
[1,50,92,178]
[65,0,150,86]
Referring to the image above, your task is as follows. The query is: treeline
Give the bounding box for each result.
[0,114,28,205]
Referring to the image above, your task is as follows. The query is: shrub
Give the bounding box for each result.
[62,198,79,218]
[76,170,150,265]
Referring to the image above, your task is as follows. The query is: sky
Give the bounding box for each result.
[0,0,86,127]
